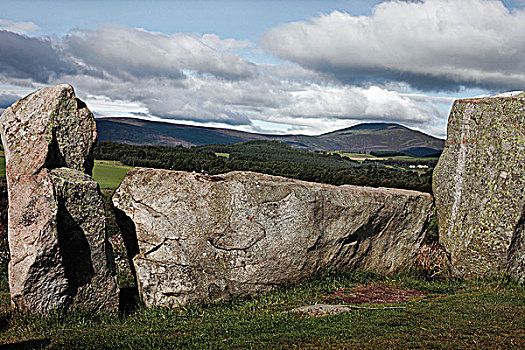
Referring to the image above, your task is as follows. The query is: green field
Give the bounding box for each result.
[332,151,438,163]
[214,152,230,158]
[0,271,523,349]
[333,151,378,161]
[93,160,134,189]
[0,157,133,190]
[388,155,439,162]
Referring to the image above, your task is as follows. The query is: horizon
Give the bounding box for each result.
[98,115,445,140]
[1,0,525,138]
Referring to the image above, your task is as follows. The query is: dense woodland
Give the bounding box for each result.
[94,140,434,193]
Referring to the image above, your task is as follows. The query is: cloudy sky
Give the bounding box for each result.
[1,0,524,138]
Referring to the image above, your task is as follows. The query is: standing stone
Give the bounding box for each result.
[0,84,118,313]
[433,92,525,282]
[113,169,432,308]
[0,84,97,176]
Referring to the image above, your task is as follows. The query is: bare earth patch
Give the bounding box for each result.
[292,283,436,317]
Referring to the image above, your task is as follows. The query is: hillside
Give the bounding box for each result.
[96,118,444,156]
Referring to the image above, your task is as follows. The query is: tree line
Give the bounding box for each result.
[94,140,434,193]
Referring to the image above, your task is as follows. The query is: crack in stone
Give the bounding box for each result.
[143,238,168,257]
[129,192,179,235]
[208,224,266,251]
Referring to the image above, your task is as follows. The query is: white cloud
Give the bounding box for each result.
[83,95,149,118]
[64,25,256,80]
[0,21,456,137]
[261,0,525,91]
[0,19,40,34]
[56,61,446,135]
[200,33,253,52]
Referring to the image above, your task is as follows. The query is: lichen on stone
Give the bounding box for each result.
[434,95,525,281]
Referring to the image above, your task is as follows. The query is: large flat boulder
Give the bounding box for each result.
[0,85,118,314]
[113,169,433,308]
[433,92,525,282]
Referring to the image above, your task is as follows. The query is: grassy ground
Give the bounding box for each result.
[332,151,378,161]
[388,155,439,162]
[332,151,439,163]
[92,160,134,190]
[0,271,523,349]
[214,152,230,158]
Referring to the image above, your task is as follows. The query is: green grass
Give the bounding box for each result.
[93,160,134,190]
[0,272,523,349]
[0,157,133,190]
[332,152,438,163]
[388,155,439,162]
[333,151,378,162]
[214,152,230,158]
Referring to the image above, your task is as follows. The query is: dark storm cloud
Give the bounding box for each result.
[0,30,78,83]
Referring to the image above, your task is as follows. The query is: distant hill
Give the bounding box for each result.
[96,118,444,156]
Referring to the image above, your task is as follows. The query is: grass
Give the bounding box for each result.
[332,151,438,163]
[92,160,134,190]
[0,157,133,190]
[333,151,378,162]
[0,271,523,349]
[388,155,439,162]
[214,152,230,158]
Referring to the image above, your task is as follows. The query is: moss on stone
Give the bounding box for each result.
[434,96,525,281]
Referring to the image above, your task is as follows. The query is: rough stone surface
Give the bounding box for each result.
[433,93,525,282]
[50,168,118,310]
[0,84,97,177]
[113,169,433,308]
[0,85,118,314]
[290,304,354,317]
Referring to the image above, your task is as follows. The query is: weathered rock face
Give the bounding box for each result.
[0,84,97,176]
[113,169,433,308]
[433,92,525,282]
[0,85,118,314]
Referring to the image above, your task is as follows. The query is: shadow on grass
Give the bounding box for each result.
[0,338,50,350]
[0,315,8,332]
[119,286,139,318]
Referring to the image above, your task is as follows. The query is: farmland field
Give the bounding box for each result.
[333,151,439,163]
[333,151,379,161]
[92,160,134,189]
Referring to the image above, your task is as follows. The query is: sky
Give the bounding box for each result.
[1,0,524,138]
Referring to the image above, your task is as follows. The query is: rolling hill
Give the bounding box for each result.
[96,118,444,156]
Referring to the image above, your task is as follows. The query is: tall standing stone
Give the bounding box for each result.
[0,84,118,313]
[433,92,525,282]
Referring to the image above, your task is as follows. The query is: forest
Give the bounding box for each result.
[94,140,434,193]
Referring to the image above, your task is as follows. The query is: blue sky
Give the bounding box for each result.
[2,1,383,38]
[1,0,525,137]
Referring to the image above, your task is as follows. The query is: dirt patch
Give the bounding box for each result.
[321,283,429,305]
[290,283,436,317]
